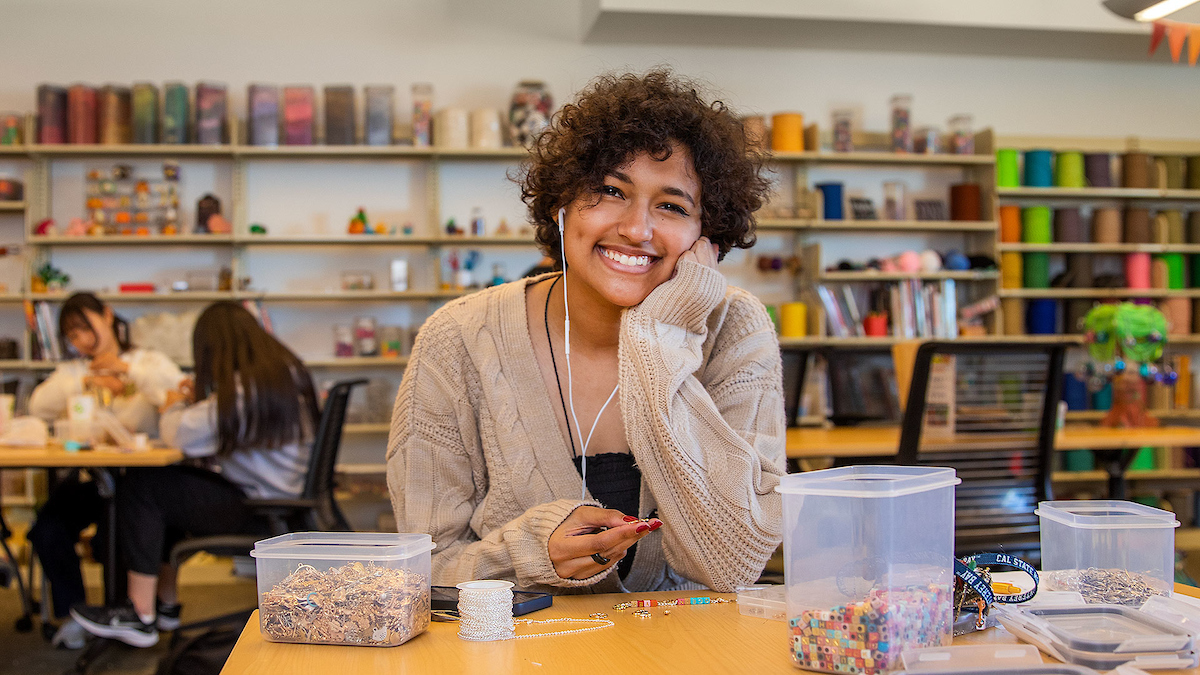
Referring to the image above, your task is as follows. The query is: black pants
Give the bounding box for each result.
[27,473,111,618]
[118,466,266,576]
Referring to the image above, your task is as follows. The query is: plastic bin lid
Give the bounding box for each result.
[250,532,435,561]
[775,465,960,498]
[995,606,1198,671]
[995,604,1194,654]
[736,584,785,610]
[1034,500,1180,530]
[901,644,1042,672]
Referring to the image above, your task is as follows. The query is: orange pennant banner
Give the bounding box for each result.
[1168,22,1189,62]
[1190,26,1200,65]
[1150,21,1168,55]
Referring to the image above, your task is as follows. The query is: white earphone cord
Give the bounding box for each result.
[559,208,620,502]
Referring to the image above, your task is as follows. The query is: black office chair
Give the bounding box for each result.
[168,378,366,567]
[896,341,1065,564]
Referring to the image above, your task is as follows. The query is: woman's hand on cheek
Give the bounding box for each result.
[548,506,662,580]
[672,236,719,278]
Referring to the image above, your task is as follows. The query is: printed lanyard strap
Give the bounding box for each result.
[954,552,1039,606]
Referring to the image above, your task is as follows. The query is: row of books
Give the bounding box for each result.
[24,300,61,362]
[33,83,403,147]
[816,279,960,339]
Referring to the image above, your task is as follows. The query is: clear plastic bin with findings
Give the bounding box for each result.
[250,532,435,646]
[775,465,960,674]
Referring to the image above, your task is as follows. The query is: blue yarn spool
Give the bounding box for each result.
[1024,149,1054,187]
[1091,382,1113,410]
[1063,374,1088,410]
[815,182,844,221]
[1025,299,1057,334]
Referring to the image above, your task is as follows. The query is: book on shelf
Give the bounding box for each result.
[364,85,394,146]
[162,82,190,144]
[37,84,68,144]
[195,82,227,145]
[24,300,60,362]
[132,83,159,144]
[283,86,315,145]
[248,84,280,146]
[98,85,132,145]
[241,299,274,334]
[324,85,356,145]
[67,85,97,144]
[818,280,959,339]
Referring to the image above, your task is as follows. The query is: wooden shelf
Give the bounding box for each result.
[1067,409,1200,422]
[342,423,391,435]
[31,291,235,303]
[237,235,439,246]
[246,290,464,302]
[998,187,1200,201]
[0,294,27,304]
[999,242,1200,254]
[29,234,235,246]
[303,356,409,368]
[769,151,993,166]
[999,288,1199,299]
[758,219,996,232]
[779,334,1086,349]
[8,144,530,160]
[0,201,24,212]
[819,270,998,282]
[24,143,237,157]
[1053,468,1200,483]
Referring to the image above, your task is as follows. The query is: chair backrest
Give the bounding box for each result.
[781,348,810,427]
[302,378,368,531]
[896,341,1065,561]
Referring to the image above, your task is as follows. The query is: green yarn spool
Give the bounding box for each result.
[1161,252,1186,289]
[1063,449,1095,471]
[1023,252,1051,288]
[1055,151,1085,188]
[1022,206,1052,243]
[996,149,1020,187]
[1129,448,1156,470]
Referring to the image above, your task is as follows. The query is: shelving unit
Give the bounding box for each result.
[759,218,996,232]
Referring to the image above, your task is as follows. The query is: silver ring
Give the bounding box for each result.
[591,552,610,565]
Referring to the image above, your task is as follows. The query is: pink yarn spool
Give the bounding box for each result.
[1125,252,1152,290]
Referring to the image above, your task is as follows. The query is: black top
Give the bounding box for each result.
[572,452,642,580]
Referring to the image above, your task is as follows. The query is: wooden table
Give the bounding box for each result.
[221,585,1200,674]
[786,424,1200,500]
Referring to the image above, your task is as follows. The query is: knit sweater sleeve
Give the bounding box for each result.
[386,309,614,591]
[619,259,786,592]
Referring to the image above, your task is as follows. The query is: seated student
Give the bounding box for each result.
[387,70,784,594]
[71,301,319,648]
[26,292,184,648]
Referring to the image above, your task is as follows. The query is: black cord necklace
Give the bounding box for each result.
[544,274,579,457]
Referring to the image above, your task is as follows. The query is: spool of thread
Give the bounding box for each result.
[949,184,981,221]
[1084,153,1113,187]
[469,108,503,149]
[1024,149,1054,187]
[1000,206,1022,243]
[1153,212,1170,244]
[1065,254,1094,287]
[1024,252,1051,288]
[1164,297,1191,335]
[456,580,515,641]
[780,302,807,338]
[1022,206,1052,243]
[1001,252,1023,289]
[771,113,804,152]
[1162,252,1186,288]
[1092,382,1113,411]
[1063,373,1090,410]
[1124,208,1152,244]
[816,182,844,220]
[1065,300,1092,335]
[1162,156,1186,189]
[434,108,470,148]
[1152,255,1170,289]
[742,116,767,150]
[1188,156,1200,189]
[1053,208,1085,242]
[1164,210,1185,244]
[1002,298,1025,335]
[1194,299,1200,333]
[1055,151,1085,188]
[1122,152,1151,188]
[1126,252,1152,289]
[1192,255,1200,288]
[1092,208,1123,243]
[1189,212,1200,243]
[1026,299,1058,334]
[996,149,1020,187]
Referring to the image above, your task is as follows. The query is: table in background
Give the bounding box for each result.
[220,585,1200,675]
[786,425,1200,499]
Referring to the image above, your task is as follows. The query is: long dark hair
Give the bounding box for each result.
[192,302,320,457]
[58,292,132,357]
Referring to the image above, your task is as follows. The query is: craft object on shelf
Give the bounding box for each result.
[1078,302,1174,428]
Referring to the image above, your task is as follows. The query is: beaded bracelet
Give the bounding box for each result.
[612,597,733,610]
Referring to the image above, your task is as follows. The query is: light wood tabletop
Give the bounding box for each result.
[0,442,182,467]
[786,425,1200,459]
[221,585,1200,675]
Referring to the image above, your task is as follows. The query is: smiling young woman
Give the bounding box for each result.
[386,69,784,594]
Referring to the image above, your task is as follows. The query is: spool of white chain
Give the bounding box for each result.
[456,580,516,641]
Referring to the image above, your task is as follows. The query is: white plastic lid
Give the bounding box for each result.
[1035,501,1180,530]
[901,644,1042,672]
[250,532,435,561]
[775,465,959,498]
[1002,604,1194,654]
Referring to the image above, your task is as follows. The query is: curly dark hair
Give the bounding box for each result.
[518,69,771,265]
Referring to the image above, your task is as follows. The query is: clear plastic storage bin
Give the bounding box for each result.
[1035,500,1180,604]
[250,532,435,646]
[776,466,960,674]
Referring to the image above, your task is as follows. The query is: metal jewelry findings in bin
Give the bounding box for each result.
[776,466,961,674]
[250,532,435,647]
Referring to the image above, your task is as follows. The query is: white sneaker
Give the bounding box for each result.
[51,618,88,650]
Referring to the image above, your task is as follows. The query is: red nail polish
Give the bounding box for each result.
[649,521,662,531]
[636,524,649,533]
[622,516,638,522]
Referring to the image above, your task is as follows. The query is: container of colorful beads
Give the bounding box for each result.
[775,466,960,674]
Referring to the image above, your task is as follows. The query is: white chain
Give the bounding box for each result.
[455,580,615,641]
[513,617,615,640]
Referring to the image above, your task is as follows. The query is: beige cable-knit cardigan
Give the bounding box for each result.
[386,260,785,594]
